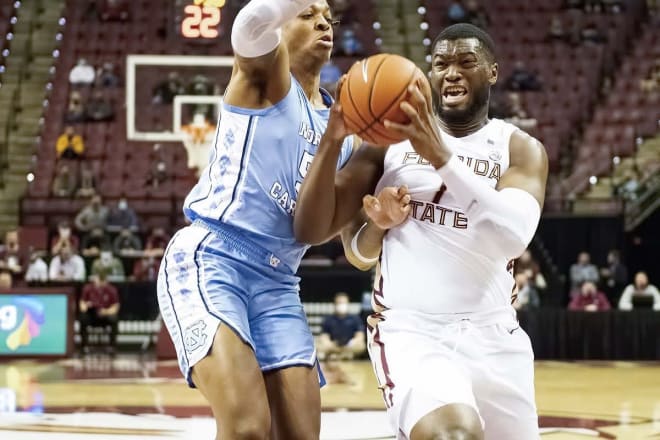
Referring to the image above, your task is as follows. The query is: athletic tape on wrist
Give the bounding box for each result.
[350,222,379,264]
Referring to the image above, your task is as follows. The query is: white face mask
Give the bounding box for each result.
[60,228,70,238]
[100,252,112,264]
[335,303,349,315]
[118,201,128,210]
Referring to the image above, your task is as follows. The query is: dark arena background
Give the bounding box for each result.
[0,0,658,438]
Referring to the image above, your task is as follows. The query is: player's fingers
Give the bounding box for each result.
[400,204,412,216]
[399,101,420,122]
[383,119,410,136]
[397,185,409,198]
[408,83,427,110]
[401,194,411,205]
[363,194,381,212]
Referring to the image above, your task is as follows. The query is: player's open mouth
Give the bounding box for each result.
[442,86,468,105]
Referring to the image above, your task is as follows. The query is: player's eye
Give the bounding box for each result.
[301,13,314,19]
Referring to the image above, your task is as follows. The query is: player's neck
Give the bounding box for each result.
[291,64,323,107]
[438,106,490,138]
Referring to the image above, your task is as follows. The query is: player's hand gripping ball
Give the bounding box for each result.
[338,53,429,146]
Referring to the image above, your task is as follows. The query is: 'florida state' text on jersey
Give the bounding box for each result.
[374,119,519,314]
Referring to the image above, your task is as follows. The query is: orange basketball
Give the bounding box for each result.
[339,53,425,146]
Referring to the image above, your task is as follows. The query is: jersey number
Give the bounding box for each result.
[432,184,447,204]
[295,151,315,195]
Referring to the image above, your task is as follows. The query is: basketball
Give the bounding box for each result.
[339,53,426,146]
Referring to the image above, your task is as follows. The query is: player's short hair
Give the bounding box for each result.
[432,23,496,62]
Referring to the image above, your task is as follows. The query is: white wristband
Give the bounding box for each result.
[350,222,379,264]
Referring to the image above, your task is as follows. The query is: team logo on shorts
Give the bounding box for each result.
[184,320,208,353]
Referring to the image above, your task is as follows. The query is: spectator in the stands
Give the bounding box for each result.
[51,163,78,198]
[516,249,547,293]
[91,248,126,282]
[619,272,660,311]
[0,230,23,279]
[447,0,468,24]
[320,60,342,96]
[56,126,85,160]
[504,92,537,131]
[96,62,120,88]
[513,272,540,311]
[506,61,542,91]
[152,72,185,105]
[51,221,80,255]
[144,227,169,257]
[86,91,115,122]
[113,228,143,257]
[569,251,600,290]
[65,90,86,123]
[78,272,120,355]
[69,58,95,87]
[580,21,606,44]
[330,0,352,24]
[99,0,130,21]
[464,0,489,29]
[24,250,49,283]
[106,198,139,233]
[131,255,160,281]
[75,162,97,198]
[75,195,109,233]
[146,144,168,189]
[547,16,569,43]
[81,227,111,258]
[317,292,365,361]
[0,270,11,289]
[600,249,628,303]
[568,281,611,311]
[48,244,86,282]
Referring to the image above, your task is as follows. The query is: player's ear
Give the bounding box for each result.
[488,62,498,86]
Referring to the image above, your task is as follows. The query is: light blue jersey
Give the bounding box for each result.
[160,76,349,385]
[183,75,353,273]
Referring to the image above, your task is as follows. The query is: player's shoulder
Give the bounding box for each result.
[507,126,548,169]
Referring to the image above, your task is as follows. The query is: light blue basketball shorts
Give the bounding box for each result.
[157,219,320,387]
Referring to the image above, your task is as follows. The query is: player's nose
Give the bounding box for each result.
[315,17,331,32]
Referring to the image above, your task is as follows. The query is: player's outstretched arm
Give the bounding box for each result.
[295,101,385,245]
[225,0,317,108]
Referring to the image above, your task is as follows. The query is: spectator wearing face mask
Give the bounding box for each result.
[105,198,139,233]
[90,249,125,282]
[51,221,80,255]
[317,291,365,361]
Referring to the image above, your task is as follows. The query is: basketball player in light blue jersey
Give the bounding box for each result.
[156,1,353,438]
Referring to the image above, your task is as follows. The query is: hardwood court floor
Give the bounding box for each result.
[0,357,658,439]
